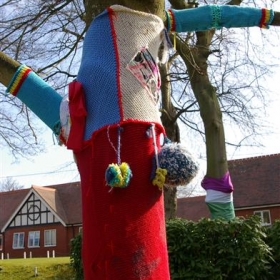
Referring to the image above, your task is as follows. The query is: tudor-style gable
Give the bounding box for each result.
[0,188,29,233]
[0,182,82,259]
[1,182,82,233]
[2,187,65,232]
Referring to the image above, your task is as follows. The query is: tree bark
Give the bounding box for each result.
[83,0,165,26]
[169,0,228,180]
[178,29,228,178]
[160,61,180,220]
[0,52,20,87]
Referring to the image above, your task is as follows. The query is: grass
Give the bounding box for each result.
[0,257,75,280]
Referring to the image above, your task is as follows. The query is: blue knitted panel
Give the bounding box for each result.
[77,9,121,140]
[16,72,62,131]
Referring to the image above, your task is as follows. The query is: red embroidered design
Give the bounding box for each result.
[126,47,161,105]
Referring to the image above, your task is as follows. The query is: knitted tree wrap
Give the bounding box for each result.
[158,142,199,187]
[202,172,235,220]
[77,5,165,140]
[76,122,170,280]
[75,7,171,279]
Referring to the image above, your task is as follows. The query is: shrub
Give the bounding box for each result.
[70,233,83,280]
[166,216,273,280]
[266,219,280,279]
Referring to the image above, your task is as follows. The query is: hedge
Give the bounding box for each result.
[265,219,280,279]
[70,216,279,280]
[166,216,273,279]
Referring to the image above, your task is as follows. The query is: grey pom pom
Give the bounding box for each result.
[158,143,199,187]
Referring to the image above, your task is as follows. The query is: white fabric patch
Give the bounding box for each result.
[59,94,71,143]
[205,189,233,203]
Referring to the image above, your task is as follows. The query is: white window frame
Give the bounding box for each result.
[254,210,271,226]
[28,231,40,248]
[13,232,25,249]
[44,229,56,247]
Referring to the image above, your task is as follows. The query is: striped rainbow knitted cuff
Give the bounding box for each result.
[6,65,62,133]
[7,65,31,96]
[259,8,274,29]
[165,10,176,32]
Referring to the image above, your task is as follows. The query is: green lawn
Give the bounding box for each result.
[0,257,75,280]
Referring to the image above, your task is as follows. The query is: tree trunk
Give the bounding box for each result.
[0,52,20,87]
[160,61,180,219]
[169,0,228,179]
[177,30,228,178]
[83,0,181,221]
[83,0,165,26]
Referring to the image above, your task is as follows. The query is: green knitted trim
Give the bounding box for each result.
[211,5,222,29]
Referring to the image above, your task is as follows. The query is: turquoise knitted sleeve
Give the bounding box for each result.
[172,5,273,32]
[7,70,62,134]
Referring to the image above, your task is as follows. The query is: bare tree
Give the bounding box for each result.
[0,0,86,158]
[0,177,24,192]
[0,0,280,217]
[1,1,280,278]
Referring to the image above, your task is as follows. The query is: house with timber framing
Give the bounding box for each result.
[0,182,81,259]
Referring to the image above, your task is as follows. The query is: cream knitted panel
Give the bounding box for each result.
[111,5,164,123]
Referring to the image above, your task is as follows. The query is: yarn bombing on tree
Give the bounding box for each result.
[4,3,277,280]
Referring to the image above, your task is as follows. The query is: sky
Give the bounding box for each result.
[0,2,280,192]
[0,137,79,189]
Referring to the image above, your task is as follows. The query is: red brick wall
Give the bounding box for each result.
[3,224,80,259]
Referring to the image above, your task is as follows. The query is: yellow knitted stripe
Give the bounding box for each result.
[9,65,31,95]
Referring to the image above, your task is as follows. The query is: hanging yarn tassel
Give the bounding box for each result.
[149,124,167,190]
[105,125,132,189]
[152,168,167,190]
[105,162,132,188]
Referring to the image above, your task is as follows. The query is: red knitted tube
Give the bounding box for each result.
[75,122,170,280]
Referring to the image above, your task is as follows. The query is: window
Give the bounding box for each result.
[44,229,56,247]
[0,234,3,251]
[28,231,40,247]
[13,232,25,249]
[254,210,271,226]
